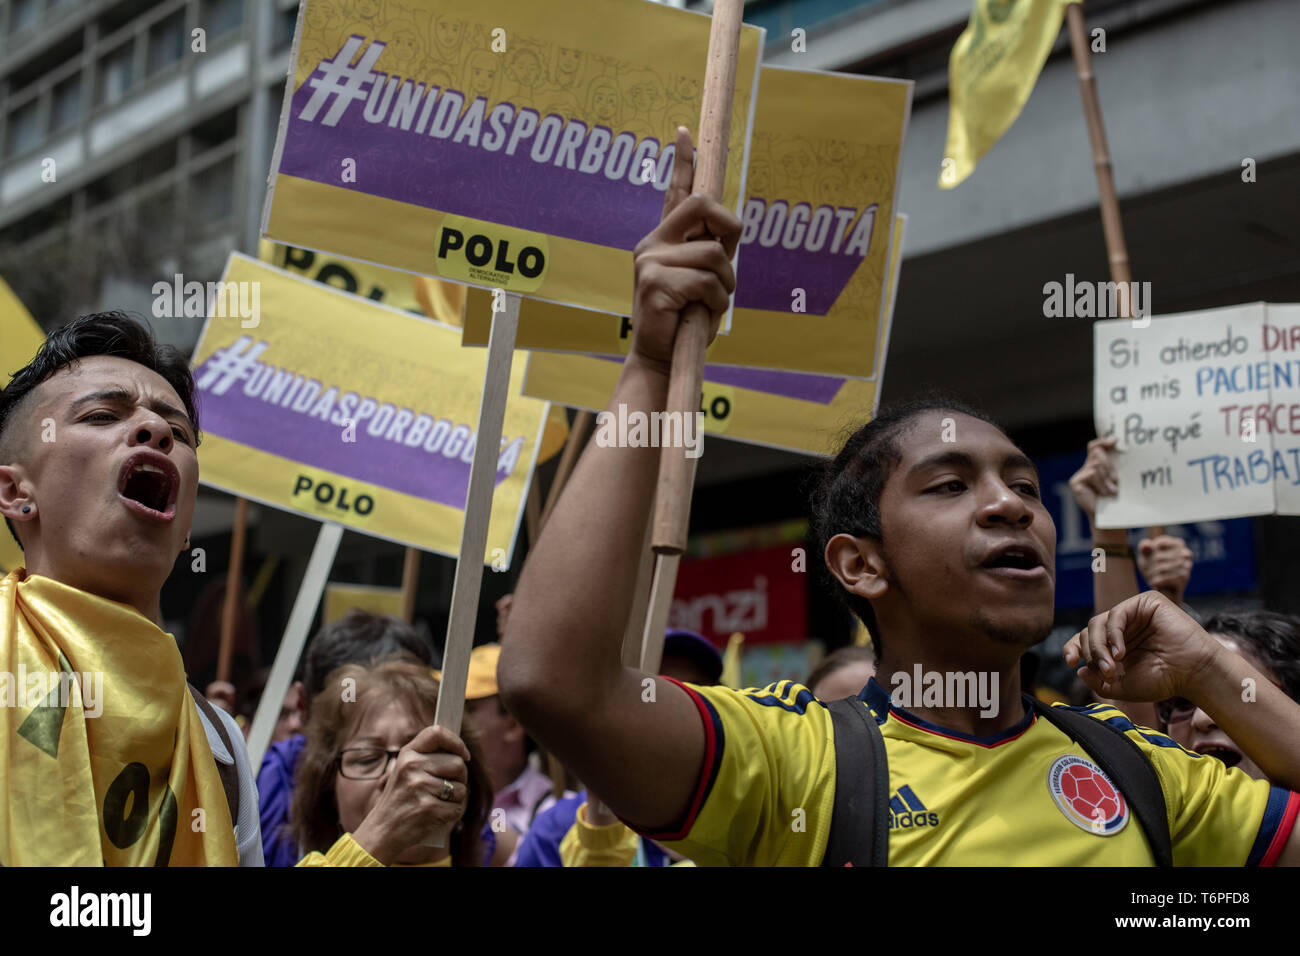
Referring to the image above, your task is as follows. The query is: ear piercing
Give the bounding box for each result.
[21,505,31,514]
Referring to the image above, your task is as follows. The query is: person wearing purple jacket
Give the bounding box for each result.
[513,630,721,867]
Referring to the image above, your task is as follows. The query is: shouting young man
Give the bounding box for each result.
[0,312,261,865]
[498,130,1300,866]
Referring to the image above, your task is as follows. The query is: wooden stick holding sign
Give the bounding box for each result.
[247,521,345,770]
[434,291,521,734]
[1064,4,1166,538]
[420,292,522,850]
[650,0,743,556]
[637,0,744,672]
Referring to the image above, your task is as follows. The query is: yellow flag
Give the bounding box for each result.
[0,570,239,865]
[721,632,745,689]
[940,0,1071,189]
[0,277,45,573]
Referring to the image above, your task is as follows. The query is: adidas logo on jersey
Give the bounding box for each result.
[888,785,939,829]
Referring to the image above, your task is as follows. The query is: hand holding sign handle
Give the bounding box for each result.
[651,0,745,555]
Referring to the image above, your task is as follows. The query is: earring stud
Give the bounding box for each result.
[21,505,31,514]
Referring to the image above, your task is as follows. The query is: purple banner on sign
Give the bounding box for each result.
[595,354,843,404]
[193,356,512,510]
[279,38,666,253]
[734,238,869,316]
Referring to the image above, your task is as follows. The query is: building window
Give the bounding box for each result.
[193,156,235,222]
[97,42,135,107]
[273,7,297,51]
[51,75,81,131]
[147,11,187,76]
[199,0,244,39]
[10,0,42,36]
[5,100,41,157]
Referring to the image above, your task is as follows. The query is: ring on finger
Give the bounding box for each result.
[439,778,455,802]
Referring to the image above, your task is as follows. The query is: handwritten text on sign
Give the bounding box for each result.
[1094,303,1300,528]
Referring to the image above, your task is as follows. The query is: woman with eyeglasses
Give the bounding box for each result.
[291,657,492,866]
[1157,611,1300,784]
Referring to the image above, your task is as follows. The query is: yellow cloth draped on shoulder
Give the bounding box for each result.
[0,569,238,865]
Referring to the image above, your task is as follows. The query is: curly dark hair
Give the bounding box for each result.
[1201,611,1300,704]
[291,658,492,867]
[808,396,1002,659]
[0,310,199,548]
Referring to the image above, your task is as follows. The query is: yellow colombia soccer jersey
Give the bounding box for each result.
[636,678,1300,866]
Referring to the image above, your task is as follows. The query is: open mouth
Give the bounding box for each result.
[117,452,179,520]
[1195,743,1243,769]
[979,543,1048,579]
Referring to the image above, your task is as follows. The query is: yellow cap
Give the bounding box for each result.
[433,643,501,700]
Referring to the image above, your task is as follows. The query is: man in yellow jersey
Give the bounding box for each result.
[498,129,1300,866]
[0,312,262,865]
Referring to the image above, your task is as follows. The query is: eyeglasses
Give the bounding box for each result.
[1156,697,1197,726]
[337,747,401,780]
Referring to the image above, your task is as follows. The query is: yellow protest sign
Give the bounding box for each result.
[258,239,569,461]
[257,239,464,323]
[463,66,910,379]
[190,254,548,566]
[324,583,406,625]
[262,0,763,321]
[522,216,907,457]
[0,278,45,572]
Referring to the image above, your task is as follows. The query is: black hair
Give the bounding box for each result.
[302,609,434,704]
[0,311,200,549]
[808,396,1002,660]
[1201,611,1300,704]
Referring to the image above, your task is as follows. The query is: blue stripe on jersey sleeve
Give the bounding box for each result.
[743,682,820,715]
[1246,787,1291,867]
[1070,703,1202,755]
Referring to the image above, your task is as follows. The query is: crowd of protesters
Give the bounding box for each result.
[1,128,1298,866]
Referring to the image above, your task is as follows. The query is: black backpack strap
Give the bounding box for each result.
[187,683,242,830]
[1029,698,1172,867]
[823,697,889,867]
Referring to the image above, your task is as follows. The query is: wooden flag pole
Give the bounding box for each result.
[1066,3,1131,293]
[400,547,421,623]
[539,409,593,528]
[1065,3,1165,538]
[622,518,657,668]
[641,552,681,675]
[216,496,249,684]
[247,520,345,770]
[524,477,542,546]
[650,0,743,556]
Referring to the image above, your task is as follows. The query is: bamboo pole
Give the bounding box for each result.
[1066,3,1165,538]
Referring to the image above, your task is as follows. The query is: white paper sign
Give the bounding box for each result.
[1094,302,1300,527]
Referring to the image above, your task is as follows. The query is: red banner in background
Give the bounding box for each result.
[670,544,807,647]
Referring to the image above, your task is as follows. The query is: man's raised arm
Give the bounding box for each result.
[498,129,741,832]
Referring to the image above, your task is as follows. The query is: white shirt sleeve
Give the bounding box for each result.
[200,705,266,867]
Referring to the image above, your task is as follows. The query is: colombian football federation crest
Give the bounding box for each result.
[1047,755,1129,835]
